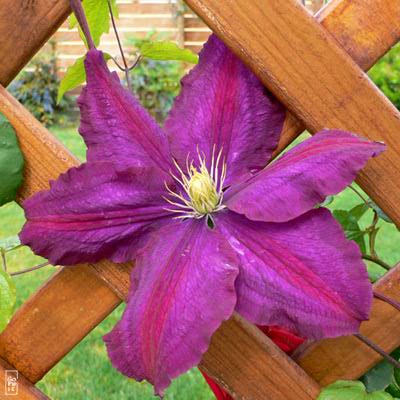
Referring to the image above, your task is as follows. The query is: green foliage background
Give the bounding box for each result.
[370,44,400,110]
[8,44,72,127]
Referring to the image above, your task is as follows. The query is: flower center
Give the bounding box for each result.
[164,147,227,219]
[188,165,220,214]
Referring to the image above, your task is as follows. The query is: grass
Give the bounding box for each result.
[1,125,399,399]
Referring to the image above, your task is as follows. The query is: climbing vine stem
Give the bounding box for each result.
[9,261,51,277]
[107,0,132,88]
[349,185,391,271]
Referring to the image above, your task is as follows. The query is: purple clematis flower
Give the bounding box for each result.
[20,34,384,396]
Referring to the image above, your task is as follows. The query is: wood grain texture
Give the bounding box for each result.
[0,358,49,399]
[186,0,400,228]
[0,265,121,384]
[296,263,400,385]
[0,0,70,86]
[273,0,400,157]
[201,315,320,400]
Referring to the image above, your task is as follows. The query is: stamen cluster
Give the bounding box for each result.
[164,148,227,219]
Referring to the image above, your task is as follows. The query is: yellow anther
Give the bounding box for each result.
[188,167,219,214]
[166,147,227,219]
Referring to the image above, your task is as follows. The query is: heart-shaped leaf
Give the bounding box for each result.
[0,269,16,333]
[318,380,393,399]
[0,113,24,206]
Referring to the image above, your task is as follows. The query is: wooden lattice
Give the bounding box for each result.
[0,0,400,399]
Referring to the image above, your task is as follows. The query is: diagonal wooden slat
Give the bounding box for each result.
[0,0,399,398]
[186,0,400,228]
[201,315,320,399]
[273,0,400,156]
[0,0,70,87]
[296,263,400,385]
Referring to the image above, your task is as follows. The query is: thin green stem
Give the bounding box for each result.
[355,333,400,369]
[374,291,400,312]
[1,250,6,272]
[107,0,131,89]
[10,262,51,277]
[362,254,391,271]
[368,211,380,258]
[349,185,369,205]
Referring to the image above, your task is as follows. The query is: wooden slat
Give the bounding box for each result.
[186,0,400,229]
[273,0,400,157]
[0,0,398,395]
[0,359,49,400]
[0,0,70,86]
[0,265,122,383]
[201,315,320,399]
[297,264,400,385]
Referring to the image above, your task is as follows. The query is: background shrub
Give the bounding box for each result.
[369,43,400,110]
[8,43,72,127]
[127,36,185,123]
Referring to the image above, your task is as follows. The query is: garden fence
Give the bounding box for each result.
[0,0,400,399]
[54,0,210,75]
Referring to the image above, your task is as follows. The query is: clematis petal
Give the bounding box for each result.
[217,209,372,339]
[104,219,239,396]
[225,130,385,222]
[164,34,285,186]
[20,162,171,265]
[78,49,171,171]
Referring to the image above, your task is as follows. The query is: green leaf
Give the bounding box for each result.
[57,57,86,103]
[0,114,24,206]
[57,57,85,102]
[394,366,400,388]
[69,0,117,47]
[318,380,393,399]
[0,236,21,253]
[333,210,367,254]
[387,382,400,398]
[350,203,369,221]
[138,41,199,64]
[367,200,393,224]
[362,361,394,392]
[0,269,16,333]
[390,347,400,360]
[57,53,112,102]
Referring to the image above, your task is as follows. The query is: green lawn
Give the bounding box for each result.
[0,125,399,399]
